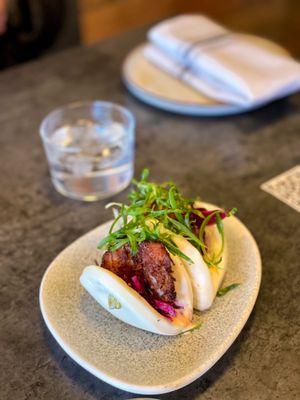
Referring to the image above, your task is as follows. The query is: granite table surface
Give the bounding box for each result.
[0,27,299,400]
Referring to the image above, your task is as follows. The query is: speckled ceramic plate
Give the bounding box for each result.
[40,203,261,395]
[122,36,288,116]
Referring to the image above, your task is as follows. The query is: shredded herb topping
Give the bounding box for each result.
[98,169,236,266]
[217,283,240,297]
[179,320,203,335]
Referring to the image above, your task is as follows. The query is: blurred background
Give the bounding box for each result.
[0,0,299,70]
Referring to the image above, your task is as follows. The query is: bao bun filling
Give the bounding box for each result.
[101,241,180,319]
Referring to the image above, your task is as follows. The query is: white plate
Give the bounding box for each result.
[122,36,288,116]
[40,203,261,395]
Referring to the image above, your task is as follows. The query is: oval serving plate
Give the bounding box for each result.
[40,202,261,395]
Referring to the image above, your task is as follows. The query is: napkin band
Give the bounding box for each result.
[177,32,231,79]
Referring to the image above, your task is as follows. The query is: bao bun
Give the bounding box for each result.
[80,203,227,335]
[80,252,194,335]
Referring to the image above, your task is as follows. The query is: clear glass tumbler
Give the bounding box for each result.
[40,101,135,201]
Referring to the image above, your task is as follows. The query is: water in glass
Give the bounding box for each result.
[45,120,133,201]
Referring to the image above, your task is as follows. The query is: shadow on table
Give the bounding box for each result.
[41,307,256,400]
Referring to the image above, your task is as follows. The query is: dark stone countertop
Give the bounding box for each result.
[0,27,299,400]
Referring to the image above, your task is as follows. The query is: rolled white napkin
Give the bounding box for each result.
[144,15,300,106]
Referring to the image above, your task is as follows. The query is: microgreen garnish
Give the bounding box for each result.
[180,321,202,335]
[217,283,240,297]
[98,169,236,267]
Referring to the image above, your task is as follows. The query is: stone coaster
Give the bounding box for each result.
[261,165,300,212]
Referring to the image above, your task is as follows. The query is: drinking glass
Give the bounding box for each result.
[40,101,135,201]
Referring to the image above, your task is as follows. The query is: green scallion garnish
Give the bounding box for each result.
[98,169,236,267]
[217,283,240,297]
[180,321,202,335]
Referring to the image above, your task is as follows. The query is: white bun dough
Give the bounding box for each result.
[172,202,227,311]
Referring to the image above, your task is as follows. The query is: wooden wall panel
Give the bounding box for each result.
[78,0,177,44]
[78,0,243,45]
[78,0,300,56]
